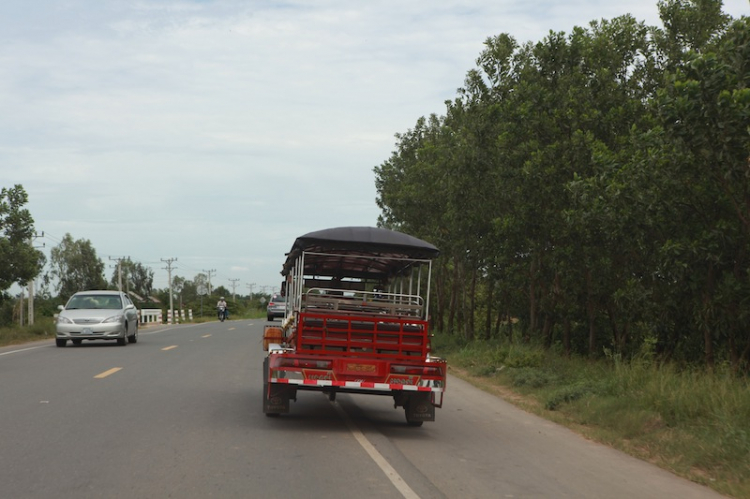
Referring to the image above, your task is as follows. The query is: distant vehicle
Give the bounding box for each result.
[55,290,139,347]
[266,294,286,321]
[217,304,228,322]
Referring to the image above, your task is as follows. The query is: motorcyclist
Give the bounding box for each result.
[216,296,228,320]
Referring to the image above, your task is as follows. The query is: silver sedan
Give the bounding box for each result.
[55,290,139,347]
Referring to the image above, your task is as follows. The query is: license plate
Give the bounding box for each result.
[81,328,92,335]
[345,363,377,373]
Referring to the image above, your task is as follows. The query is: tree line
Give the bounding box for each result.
[0,188,267,323]
[374,0,750,371]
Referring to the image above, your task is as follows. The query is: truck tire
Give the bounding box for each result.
[262,357,280,416]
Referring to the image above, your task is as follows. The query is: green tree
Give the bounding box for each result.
[50,233,107,300]
[656,0,730,60]
[374,0,747,369]
[0,185,45,291]
[652,15,750,368]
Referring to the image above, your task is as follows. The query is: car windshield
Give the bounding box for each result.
[67,295,122,310]
[271,296,285,303]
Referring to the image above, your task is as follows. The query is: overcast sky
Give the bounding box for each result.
[2,0,748,297]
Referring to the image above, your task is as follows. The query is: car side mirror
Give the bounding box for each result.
[57,305,64,311]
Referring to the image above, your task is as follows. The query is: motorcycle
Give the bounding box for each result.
[217,305,228,322]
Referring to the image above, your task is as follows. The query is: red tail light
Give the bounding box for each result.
[391,365,442,376]
[278,358,332,369]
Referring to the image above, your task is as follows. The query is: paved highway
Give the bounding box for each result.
[0,320,724,498]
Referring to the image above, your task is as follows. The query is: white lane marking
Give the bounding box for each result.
[331,401,420,499]
[0,345,47,356]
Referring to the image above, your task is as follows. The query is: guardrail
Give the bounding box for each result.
[138,309,162,325]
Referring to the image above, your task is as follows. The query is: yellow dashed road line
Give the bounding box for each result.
[162,345,178,351]
[94,368,122,379]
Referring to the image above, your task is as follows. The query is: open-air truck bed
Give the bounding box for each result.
[262,226,447,426]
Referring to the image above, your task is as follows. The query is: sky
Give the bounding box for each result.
[2,0,748,298]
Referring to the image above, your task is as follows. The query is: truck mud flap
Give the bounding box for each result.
[405,392,435,423]
[263,356,294,415]
[264,383,293,414]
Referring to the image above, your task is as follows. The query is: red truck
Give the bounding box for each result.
[262,226,447,426]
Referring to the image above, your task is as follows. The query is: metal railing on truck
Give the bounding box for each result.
[300,288,424,318]
[296,313,429,361]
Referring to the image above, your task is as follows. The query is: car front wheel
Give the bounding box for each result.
[56,338,67,347]
[128,324,138,344]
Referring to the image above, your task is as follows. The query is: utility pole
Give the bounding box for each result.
[18,287,24,327]
[27,280,32,326]
[246,282,256,309]
[162,258,177,323]
[203,269,216,295]
[27,232,45,326]
[109,256,127,292]
[228,278,240,302]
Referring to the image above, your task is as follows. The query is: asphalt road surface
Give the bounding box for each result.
[0,320,725,499]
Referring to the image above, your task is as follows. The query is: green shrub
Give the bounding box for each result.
[545,382,597,410]
[504,346,545,368]
[509,367,559,389]
[469,364,499,377]
[0,317,55,346]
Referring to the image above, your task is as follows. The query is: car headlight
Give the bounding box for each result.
[102,314,124,324]
[57,316,73,324]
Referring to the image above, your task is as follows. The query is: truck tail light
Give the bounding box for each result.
[391,365,443,377]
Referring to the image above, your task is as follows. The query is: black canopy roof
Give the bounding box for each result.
[281,226,439,279]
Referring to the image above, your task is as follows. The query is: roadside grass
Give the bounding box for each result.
[433,336,750,498]
[0,318,56,346]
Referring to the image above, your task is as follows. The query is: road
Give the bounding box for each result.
[0,320,724,499]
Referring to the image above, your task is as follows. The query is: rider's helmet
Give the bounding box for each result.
[220,297,225,300]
